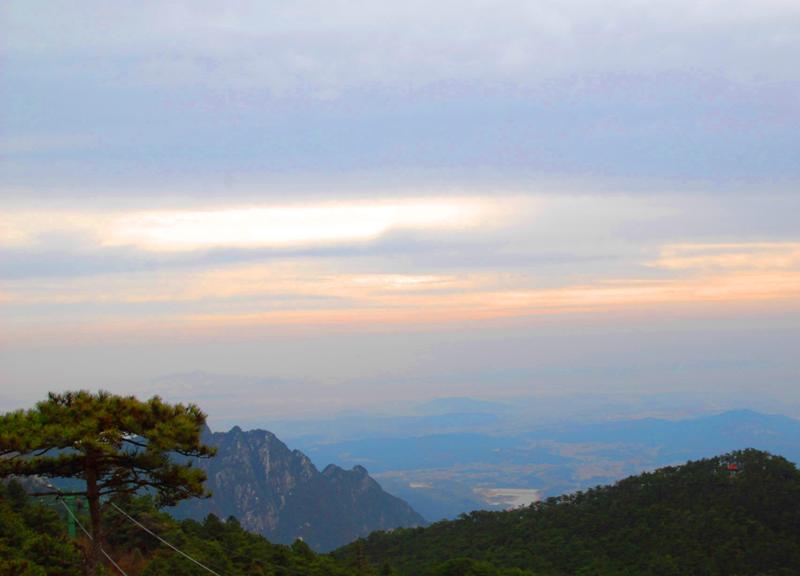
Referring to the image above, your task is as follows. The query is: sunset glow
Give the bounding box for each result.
[652,243,800,271]
[2,0,799,419]
[4,242,799,346]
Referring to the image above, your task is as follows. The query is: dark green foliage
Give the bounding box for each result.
[0,480,83,575]
[0,485,366,575]
[0,390,215,505]
[337,450,800,576]
[123,497,361,575]
[0,390,217,575]
[428,558,537,576]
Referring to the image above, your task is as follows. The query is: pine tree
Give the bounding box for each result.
[0,390,215,576]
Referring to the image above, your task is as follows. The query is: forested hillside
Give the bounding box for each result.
[0,480,83,575]
[336,449,800,575]
[0,479,364,575]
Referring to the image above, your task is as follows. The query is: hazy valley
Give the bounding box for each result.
[277,401,800,522]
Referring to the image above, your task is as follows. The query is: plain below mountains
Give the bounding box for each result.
[295,408,800,521]
[170,425,425,551]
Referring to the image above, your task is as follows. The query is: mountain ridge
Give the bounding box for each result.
[170,424,425,551]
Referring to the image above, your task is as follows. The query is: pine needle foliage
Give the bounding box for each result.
[0,390,216,575]
[0,483,368,575]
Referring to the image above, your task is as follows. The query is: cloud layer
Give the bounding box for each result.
[7,0,800,93]
[4,0,800,189]
[2,194,798,345]
[2,2,799,416]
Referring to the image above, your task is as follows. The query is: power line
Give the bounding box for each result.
[37,479,128,576]
[110,502,226,576]
[110,501,317,576]
[40,479,313,576]
[58,497,129,576]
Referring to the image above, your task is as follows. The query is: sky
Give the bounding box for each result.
[1,1,799,427]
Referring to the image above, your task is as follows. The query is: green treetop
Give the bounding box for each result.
[0,390,215,576]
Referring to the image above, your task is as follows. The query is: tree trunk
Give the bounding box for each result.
[85,457,101,576]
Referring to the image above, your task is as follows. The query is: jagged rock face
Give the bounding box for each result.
[171,426,424,551]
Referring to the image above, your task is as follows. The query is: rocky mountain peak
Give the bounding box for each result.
[171,426,424,551]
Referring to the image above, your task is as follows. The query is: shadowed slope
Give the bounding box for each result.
[171,426,424,551]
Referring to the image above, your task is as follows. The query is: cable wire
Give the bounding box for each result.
[41,480,312,576]
[58,497,129,576]
[110,502,225,576]
[37,479,128,576]
[110,501,318,576]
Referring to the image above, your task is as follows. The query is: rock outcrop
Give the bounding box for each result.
[171,426,424,551]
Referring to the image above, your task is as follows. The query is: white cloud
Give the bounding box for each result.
[106,199,489,251]
[0,197,494,252]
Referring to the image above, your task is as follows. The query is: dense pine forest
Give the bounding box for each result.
[0,481,363,575]
[336,449,800,575]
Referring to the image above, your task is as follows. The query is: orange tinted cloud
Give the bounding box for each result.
[185,271,800,328]
[651,243,800,270]
[4,264,799,344]
[1,264,471,306]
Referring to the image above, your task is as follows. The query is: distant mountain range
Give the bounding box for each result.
[295,408,800,521]
[153,406,800,549]
[170,425,424,551]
